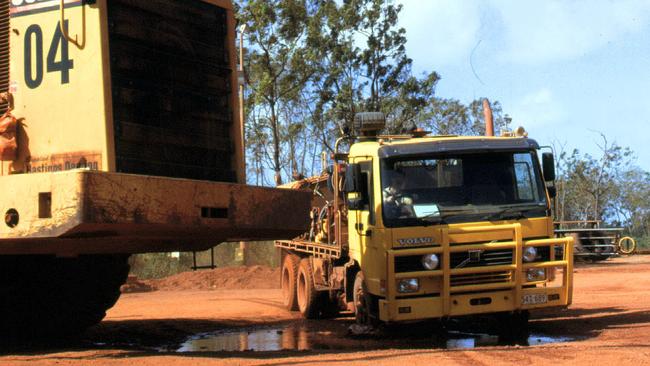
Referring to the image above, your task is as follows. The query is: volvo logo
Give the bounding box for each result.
[468,249,482,262]
[397,237,434,246]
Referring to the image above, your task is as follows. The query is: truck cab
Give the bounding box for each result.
[345,135,572,323]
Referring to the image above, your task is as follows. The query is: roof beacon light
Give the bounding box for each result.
[354,112,386,137]
[515,126,528,137]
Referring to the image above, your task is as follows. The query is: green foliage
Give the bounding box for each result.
[239,0,319,185]
[554,135,636,222]
[614,169,650,238]
[418,98,510,136]
[554,134,649,240]
[637,236,650,250]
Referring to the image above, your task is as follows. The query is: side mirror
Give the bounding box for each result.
[542,152,555,182]
[344,163,362,193]
[344,163,369,210]
[547,185,557,199]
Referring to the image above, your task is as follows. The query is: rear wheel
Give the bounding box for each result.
[296,258,320,319]
[0,254,130,340]
[281,252,300,311]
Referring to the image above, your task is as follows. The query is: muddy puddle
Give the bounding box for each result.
[168,323,576,353]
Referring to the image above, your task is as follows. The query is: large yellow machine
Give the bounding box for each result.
[0,0,310,337]
[277,110,573,337]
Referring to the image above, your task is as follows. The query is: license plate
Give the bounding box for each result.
[522,294,548,305]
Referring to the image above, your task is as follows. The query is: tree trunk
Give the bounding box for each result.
[270,102,282,186]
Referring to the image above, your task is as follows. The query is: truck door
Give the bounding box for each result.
[347,159,375,263]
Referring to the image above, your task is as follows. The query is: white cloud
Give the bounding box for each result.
[398,0,481,67]
[509,87,566,128]
[492,0,650,64]
[399,0,650,67]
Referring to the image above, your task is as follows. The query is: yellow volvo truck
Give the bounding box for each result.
[0,0,310,337]
[277,111,573,335]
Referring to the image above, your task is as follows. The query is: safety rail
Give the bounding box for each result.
[275,239,341,259]
[386,223,573,319]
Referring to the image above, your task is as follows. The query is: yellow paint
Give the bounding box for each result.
[9,1,109,174]
[5,0,244,180]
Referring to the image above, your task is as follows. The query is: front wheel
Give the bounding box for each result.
[353,271,379,326]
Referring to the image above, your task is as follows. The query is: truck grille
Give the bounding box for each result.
[0,0,9,113]
[107,0,236,182]
[449,249,513,268]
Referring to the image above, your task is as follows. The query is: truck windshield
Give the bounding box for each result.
[380,151,548,227]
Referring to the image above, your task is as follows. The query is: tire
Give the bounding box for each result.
[353,271,379,326]
[618,236,636,255]
[296,258,320,319]
[281,253,300,311]
[0,254,130,341]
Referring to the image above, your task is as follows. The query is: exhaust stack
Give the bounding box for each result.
[483,99,494,137]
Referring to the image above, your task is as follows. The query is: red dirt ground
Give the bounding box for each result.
[149,265,281,291]
[2,256,650,365]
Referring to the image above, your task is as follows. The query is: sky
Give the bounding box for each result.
[398,0,650,171]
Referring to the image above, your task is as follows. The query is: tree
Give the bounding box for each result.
[306,0,441,137]
[238,0,318,185]
[612,168,650,237]
[417,98,510,136]
[577,134,633,221]
[553,134,635,224]
[238,0,511,184]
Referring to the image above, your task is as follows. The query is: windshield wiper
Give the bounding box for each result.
[486,205,544,221]
[420,209,475,225]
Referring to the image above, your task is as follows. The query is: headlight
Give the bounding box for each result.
[397,279,419,293]
[421,254,440,270]
[523,247,538,262]
[526,268,546,282]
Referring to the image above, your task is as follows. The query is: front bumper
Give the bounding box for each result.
[381,223,573,322]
